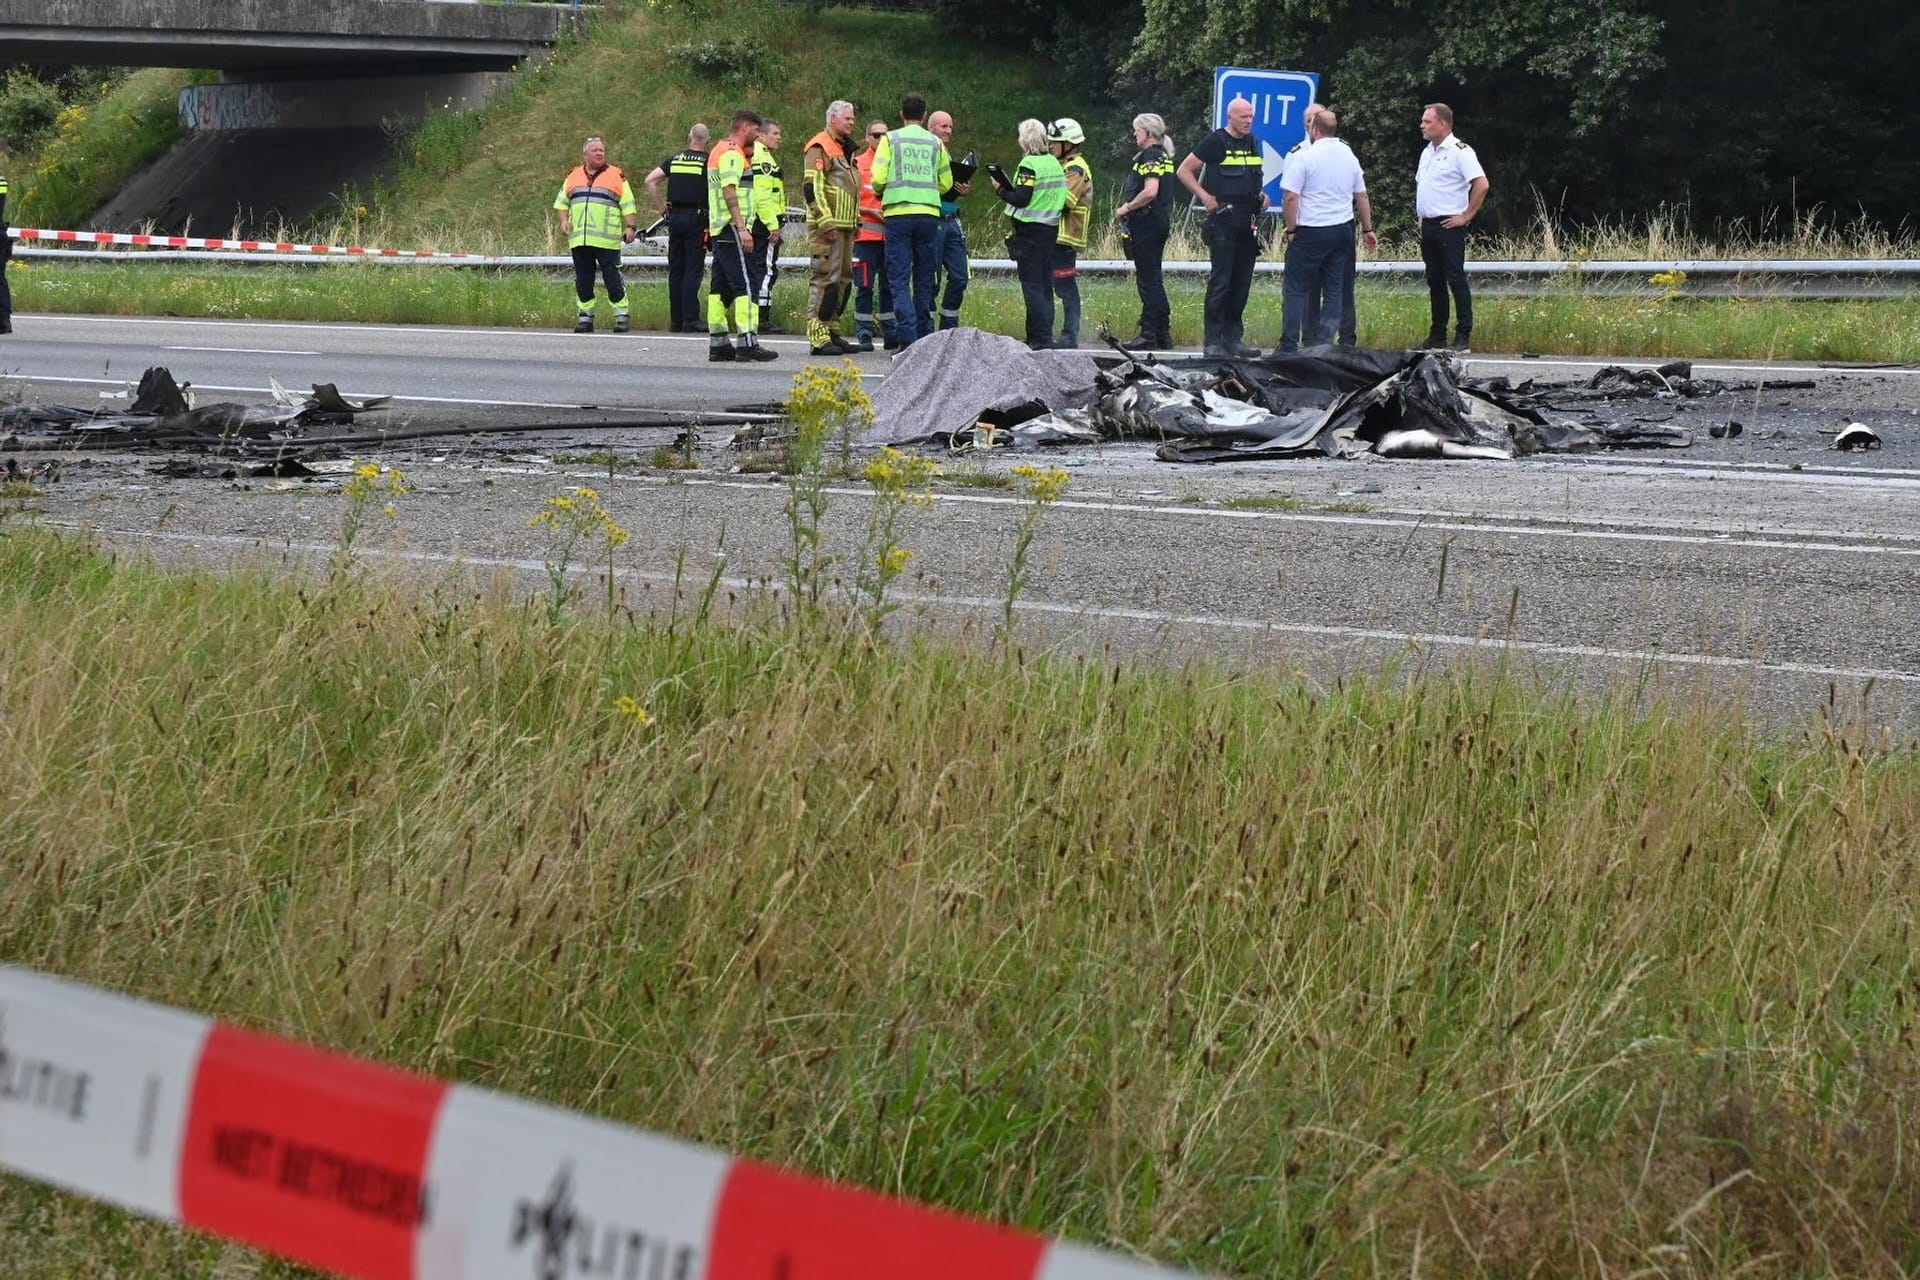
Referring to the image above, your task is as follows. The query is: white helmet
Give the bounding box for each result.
[1045,118,1086,146]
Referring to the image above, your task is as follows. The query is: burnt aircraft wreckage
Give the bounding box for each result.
[862,328,1822,461]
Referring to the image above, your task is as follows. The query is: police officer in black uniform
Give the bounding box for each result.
[645,122,712,334]
[0,160,12,335]
[1177,97,1268,357]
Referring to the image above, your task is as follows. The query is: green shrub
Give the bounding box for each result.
[14,71,187,228]
[0,71,63,155]
[665,35,785,85]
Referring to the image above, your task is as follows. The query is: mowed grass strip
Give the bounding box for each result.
[14,260,1920,362]
[2,525,1919,1277]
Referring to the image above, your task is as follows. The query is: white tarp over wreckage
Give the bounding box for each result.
[862,327,1701,461]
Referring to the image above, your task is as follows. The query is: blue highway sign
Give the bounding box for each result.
[1212,66,1320,212]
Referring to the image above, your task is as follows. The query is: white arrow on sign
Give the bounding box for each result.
[1262,141,1286,189]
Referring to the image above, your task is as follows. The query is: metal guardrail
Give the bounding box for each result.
[16,246,1920,295]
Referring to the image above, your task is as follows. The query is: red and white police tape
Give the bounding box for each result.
[0,966,1198,1280]
[7,226,515,261]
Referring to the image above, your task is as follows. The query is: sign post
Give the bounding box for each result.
[1211,67,1320,214]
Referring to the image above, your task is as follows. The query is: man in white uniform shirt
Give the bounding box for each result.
[1415,102,1489,351]
[1276,107,1376,353]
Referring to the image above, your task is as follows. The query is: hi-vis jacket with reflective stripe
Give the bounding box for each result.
[707,139,754,236]
[1008,153,1068,226]
[870,123,950,218]
[552,164,636,250]
[750,140,785,231]
[856,147,885,243]
[803,130,860,231]
[1059,153,1093,249]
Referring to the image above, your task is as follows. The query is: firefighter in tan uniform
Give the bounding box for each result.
[1046,118,1092,350]
[802,100,862,356]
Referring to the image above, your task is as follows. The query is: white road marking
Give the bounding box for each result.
[1552,455,1920,481]
[162,345,321,356]
[72,526,1920,687]
[18,312,827,348]
[626,474,1920,560]
[1462,355,1920,378]
[4,372,588,410]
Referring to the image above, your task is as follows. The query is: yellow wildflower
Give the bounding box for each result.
[1011,463,1070,504]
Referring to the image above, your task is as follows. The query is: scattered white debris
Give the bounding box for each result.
[1832,422,1882,451]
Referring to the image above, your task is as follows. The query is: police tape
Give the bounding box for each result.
[6,226,516,261]
[0,966,1197,1280]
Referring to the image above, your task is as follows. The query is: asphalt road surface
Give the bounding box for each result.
[5,313,1918,734]
[0,312,815,411]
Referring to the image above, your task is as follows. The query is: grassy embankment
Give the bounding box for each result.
[10,3,1918,360]
[5,68,197,230]
[3,457,1920,1277]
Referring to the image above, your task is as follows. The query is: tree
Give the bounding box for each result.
[1124,0,1920,236]
[1128,0,1663,233]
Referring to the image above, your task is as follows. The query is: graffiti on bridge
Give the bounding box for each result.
[178,83,281,132]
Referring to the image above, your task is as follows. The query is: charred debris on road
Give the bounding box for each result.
[861,327,1846,462]
[0,339,1886,485]
[0,366,783,481]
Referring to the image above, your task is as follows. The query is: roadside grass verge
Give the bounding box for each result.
[1079,204,1920,268]
[2,516,1919,1277]
[11,260,1920,362]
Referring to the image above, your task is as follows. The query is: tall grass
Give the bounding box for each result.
[1077,202,1920,266]
[2,515,1919,1277]
[9,69,197,230]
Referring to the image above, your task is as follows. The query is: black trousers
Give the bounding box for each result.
[1279,221,1352,351]
[665,208,706,330]
[1201,206,1258,348]
[0,233,11,333]
[1420,217,1472,338]
[570,245,625,305]
[747,219,782,317]
[1306,223,1357,346]
[1127,228,1169,335]
[1007,226,1057,350]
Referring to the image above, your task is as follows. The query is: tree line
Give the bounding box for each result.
[930,0,1920,240]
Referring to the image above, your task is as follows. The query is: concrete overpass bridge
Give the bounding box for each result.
[0,0,575,74]
[0,0,583,233]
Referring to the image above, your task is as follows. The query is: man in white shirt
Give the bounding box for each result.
[1415,102,1490,351]
[1276,107,1377,354]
